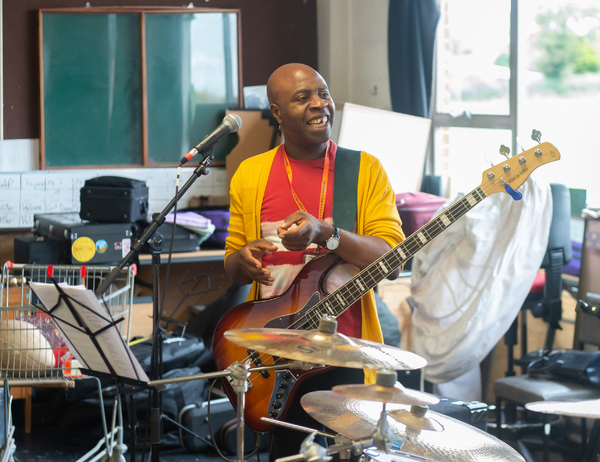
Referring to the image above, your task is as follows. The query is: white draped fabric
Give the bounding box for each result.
[410,177,553,384]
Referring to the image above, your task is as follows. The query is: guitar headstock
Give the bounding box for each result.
[481,141,560,197]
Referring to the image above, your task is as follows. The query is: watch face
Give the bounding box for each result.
[326,237,339,250]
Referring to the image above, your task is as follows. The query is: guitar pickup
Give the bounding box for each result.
[248,349,270,378]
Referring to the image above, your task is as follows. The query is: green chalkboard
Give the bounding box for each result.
[42,13,142,168]
[145,13,239,164]
[40,9,241,168]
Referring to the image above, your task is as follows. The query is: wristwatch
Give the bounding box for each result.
[325,225,340,251]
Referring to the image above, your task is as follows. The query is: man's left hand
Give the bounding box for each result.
[277,211,329,251]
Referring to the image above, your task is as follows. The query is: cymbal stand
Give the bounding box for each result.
[229,362,250,461]
[148,361,323,462]
[268,401,395,462]
[274,432,375,462]
[372,403,393,453]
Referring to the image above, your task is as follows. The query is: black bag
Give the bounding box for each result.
[428,397,488,431]
[80,176,149,223]
[58,366,208,449]
[130,333,212,373]
[528,349,600,388]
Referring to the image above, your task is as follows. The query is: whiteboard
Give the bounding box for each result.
[335,103,431,194]
[0,167,228,229]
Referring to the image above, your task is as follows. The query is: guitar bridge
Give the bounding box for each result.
[248,349,270,378]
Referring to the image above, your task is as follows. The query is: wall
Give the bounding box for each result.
[2,0,318,140]
[317,0,391,110]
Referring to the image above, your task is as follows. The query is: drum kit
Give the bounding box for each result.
[211,316,527,462]
[150,314,600,462]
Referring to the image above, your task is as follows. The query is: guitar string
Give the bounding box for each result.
[240,156,537,393]
[241,183,492,388]
[240,181,494,389]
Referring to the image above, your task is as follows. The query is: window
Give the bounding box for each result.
[432,0,600,204]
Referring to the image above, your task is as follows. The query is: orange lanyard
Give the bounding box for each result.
[281,143,331,221]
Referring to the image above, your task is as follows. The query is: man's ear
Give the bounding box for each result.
[271,103,282,125]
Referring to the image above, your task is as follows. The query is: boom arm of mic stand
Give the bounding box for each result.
[95,153,213,298]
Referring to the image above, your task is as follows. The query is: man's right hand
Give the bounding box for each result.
[229,239,278,286]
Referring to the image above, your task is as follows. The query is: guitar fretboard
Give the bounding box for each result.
[304,186,487,328]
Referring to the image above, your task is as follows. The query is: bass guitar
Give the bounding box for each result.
[213,140,560,432]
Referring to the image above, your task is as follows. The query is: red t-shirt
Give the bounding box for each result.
[260,142,362,338]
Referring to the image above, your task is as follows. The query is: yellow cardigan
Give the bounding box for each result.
[225,146,405,383]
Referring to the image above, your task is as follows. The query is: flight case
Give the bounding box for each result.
[80,176,149,223]
[34,213,132,265]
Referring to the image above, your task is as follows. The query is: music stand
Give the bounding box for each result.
[29,279,262,462]
[91,153,214,461]
[28,280,151,461]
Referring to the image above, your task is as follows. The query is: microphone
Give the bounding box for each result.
[180,113,242,164]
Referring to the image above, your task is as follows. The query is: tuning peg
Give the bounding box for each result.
[499,145,510,159]
[516,138,525,152]
[531,129,542,144]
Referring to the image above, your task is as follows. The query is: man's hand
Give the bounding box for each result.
[235,239,278,286]
[277,211,329,251]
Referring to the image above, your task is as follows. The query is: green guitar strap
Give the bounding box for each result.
[332,147,361,233]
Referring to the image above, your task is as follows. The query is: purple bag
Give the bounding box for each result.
[395,192,446,236]
[200,209,231,247]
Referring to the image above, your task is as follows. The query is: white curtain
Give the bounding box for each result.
[410,177,553,384]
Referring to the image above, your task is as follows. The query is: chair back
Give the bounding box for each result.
[538,184,571,330]
[541,183,572,269]
[574,217,600,349]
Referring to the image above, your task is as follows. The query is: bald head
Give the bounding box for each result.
[266,63,334,160]
[267,63,325,105]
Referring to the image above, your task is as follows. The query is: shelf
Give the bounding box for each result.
[137,249,225,265]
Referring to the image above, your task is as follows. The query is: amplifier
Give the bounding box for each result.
[34,213,132,265]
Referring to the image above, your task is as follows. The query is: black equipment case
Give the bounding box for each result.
[80,176,149,223]
[178,397,260,454]
[34,213,132,265]
[13,236,61,264]
[429,397,488,431]
[150,222,201,253]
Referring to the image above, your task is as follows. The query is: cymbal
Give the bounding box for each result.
[224,328,427,370]
[525,399,600,419]
[333,382,439,406]
[301,391,525,462]
[389,408,444,432]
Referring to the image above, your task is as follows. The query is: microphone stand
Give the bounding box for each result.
[96,151,214,462]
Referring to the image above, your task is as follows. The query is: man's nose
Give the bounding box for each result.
[309,95,327,109]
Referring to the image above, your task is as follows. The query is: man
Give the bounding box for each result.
[224,63,404,459]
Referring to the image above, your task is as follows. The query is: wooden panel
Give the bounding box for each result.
[135,259,232,326]
[225,110,281,196]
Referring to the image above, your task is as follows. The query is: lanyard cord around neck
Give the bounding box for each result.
[281,143,330,221]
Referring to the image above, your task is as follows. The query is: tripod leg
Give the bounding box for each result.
[129,393,137,462]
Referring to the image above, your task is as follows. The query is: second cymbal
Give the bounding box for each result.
[333,382,439,406]
[333,369,439,406]
[301,391,525,462]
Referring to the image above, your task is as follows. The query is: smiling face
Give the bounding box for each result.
[268,64,335,160]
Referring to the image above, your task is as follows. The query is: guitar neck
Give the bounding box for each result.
[307,186,487,326]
